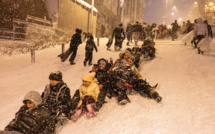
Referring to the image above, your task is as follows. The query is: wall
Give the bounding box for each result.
[58,0,97,37]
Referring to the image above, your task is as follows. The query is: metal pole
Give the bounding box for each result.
[165,0,168,24]
[31,47,35,63]
[97,38,99,46]
[91,0,94,34]
[62,43,65,54]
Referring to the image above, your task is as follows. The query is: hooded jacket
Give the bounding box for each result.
[5,91,55,134]
[194,18,208,37]
[77,80,100,107]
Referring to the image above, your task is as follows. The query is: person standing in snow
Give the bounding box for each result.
[193,18,208,53]
[132,21,142,45]
[112,23,126,51]
[83,35,98,66]
[5,91,55,134]
[126,23,133,46]
[127,56,162,103]
[70,72,100,121]
[41,71,71,126]
[59,28,82,65]
[171,20,179,41]
[204,20,213,39]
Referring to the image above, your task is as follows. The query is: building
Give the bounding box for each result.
[83,0,121,37]
[121,0,146,26]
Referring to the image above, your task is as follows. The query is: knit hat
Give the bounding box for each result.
[119,60,130,68]
[49,71,62,81]
[82,72,96,82]
[23,91,42,107]
[98,58,107,66]
[128,55,135,62]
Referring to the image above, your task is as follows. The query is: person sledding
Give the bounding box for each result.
[126,55,162,103]
[70,72,100,122]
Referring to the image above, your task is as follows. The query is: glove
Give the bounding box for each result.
[124,82,133,89]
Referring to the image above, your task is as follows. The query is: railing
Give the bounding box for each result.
[0,15,53,40]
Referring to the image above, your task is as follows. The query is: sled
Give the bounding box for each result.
[59,48,72,62]
[106,38,113,49]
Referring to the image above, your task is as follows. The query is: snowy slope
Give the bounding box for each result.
[0,38,215,134]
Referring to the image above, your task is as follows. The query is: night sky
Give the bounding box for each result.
[144,0,197,25]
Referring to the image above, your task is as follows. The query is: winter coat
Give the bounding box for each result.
[171,22,179,31]
[96,69,111,90]
[5,91,55,134]
[132,23,142,32]
[112,67,138,85]
[85,39,98,52]
[112,26,125,39]
[42,81,71,117]
[77,80,100,107]
[131,65,143,80]
[5,105,55,134]
[194,18,208,37]
[126,24,133,33]
[70,33,82,49]
[207,24,213,38]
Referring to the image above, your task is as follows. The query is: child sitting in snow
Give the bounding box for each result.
[71,72,100,121]
[127,55,162,103]
[5,91,55,134]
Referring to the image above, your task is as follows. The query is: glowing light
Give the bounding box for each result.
[209,3,213,6]
[173,6,176,9]
[178,18,182,21]
[194,1,198,5]
[171,12,175,15]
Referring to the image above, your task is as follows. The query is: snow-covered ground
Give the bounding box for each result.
[0,37,215,134]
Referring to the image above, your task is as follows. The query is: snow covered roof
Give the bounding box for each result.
[76,0,98,13]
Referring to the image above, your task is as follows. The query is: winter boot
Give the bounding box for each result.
[70,61,76,65]
[127,42,129,46]
[89,62,92,66]
[71,108,82,122]
[155,96,162,103]
[83,61,86,66]
[197,47,201,54]
[86,104,96,118]
[118,99,128,105]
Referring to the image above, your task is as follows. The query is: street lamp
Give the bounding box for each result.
[165,0,168,24]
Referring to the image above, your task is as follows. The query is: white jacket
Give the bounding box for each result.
[193,18,208,37]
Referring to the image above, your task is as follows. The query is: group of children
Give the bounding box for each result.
[5,36,161,134]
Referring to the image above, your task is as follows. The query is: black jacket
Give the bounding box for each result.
[42,81,71,117]
[112,26,125,39]
[70,33,82,48]
[5,105,55,134]
[85,39,98,52]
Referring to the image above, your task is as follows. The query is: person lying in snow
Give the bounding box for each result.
[71,72,100,121]
[126,55,162,103]
[109,60,138,105]
[5,91,55,134]
[41,71,71,126]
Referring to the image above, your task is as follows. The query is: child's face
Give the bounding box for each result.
[99,63,106,70]
[124,52,130,60]
[127,59,133,66]
[83,80,91,87]
[49,80,60,86]
[26,100,35,110]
